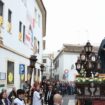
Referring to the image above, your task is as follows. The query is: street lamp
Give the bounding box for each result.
[30,55,37,68]
[27,55,37,84]
[75,42,101,77]
[96,59,101,70]
[75,58,81,72]
[90,52,97,62]
[84,42,93,55]
[40,64,44,82]
[27,55,37,104]
[80,50,86,62]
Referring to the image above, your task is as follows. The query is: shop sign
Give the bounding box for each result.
[19,64,25,74]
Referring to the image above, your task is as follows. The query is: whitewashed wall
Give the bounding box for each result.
[0,0,44,89]
[42,55,52,79]
[63,52,79,70]
[63,52,79,81]
[54,52,79,81]
[1,0,43,58]
[0,48,29,92]
[54,53,64,80]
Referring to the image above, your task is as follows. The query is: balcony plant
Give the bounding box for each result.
[7,22,12,32]
[0,16,3,26]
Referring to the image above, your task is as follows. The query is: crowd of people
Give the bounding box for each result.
[0,87,25,105]
[0,80,76,105]
[42,80,76,96]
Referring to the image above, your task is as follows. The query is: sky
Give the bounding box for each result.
[43,0,105,53]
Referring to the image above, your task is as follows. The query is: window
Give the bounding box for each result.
[8,9,12,23]
[7,61,14,84]
[7,9,12,32]
[57,60,59,67]
[38,14,40,27]
[35,8,38,23]
[54,62,57,69]
[43,40,46,50]
[19,21,23,41]
[21,0,27,7]
[35,8,37,18]
[55,60,59,69]
[38,41,40,53]
[19,21,22,32]
[23,25,25,42]
[43,59,47,63]
[0,1,3,16]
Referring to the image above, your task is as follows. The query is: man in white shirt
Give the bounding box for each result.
[13,89,25,105]
[32,84,42,105]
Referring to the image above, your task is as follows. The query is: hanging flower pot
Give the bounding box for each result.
[7,22,12,32]
[0,16,3,26]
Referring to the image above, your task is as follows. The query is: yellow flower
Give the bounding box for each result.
[0,16,3,26]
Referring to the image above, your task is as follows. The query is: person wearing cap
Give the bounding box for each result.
[13,89,25,105]
[53,94,63,105]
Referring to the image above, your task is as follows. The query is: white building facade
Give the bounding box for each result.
[42,54,54,80]
[0,0,46,91]
[53,44,98,81]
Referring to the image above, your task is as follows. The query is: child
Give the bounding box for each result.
[13,89,25,105]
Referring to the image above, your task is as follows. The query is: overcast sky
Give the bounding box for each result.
[43,0,105,53]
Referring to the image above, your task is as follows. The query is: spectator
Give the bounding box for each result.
[13,89,25,105]
[0,91,11,105]
[2,88,7,93]
[32,84,42,105]
[23,81,29,92]
[8,87,17,103]
[53,94,63,105]
[44,85,54,105]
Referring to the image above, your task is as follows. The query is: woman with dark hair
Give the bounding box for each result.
[0,91,11,105]
[8,87,17,103]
